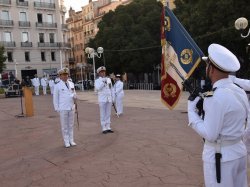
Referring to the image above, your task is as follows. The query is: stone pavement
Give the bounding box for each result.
[0,90,205,187]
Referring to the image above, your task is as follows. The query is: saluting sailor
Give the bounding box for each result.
[53,67,77,148]
[95,66,114,134]
[114,74,124,116]
[187,44,249,187]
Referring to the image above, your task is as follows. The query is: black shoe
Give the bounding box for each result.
[107,130,114,133]
[102,130,108,134]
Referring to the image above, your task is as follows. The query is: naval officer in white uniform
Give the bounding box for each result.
[188,44,249,187]
[32,74,40,95]
[94,66,114,134]
[114,74,124,116]
[53,67,77,148]
[40,75,48,95]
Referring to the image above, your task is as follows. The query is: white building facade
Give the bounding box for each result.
[0,0,70,81]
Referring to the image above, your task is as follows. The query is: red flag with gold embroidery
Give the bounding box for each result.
[161,5,203,109]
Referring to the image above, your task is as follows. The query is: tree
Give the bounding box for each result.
[174,0,250,78]
[0,45,7,73]
[88,0,162,79]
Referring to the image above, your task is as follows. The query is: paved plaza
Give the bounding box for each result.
[0,90,205,187]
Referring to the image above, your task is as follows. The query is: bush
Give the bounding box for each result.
[0,88,4,94]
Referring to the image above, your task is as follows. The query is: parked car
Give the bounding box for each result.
[75,80,94,90]
[75,81,84,90]
[4,84,21,98]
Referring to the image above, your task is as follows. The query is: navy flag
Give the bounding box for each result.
[161,5,204,109]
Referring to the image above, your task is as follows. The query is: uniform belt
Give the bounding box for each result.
[205,138,242,147]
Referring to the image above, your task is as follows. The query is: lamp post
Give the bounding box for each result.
[14,59,18,79]
[85,47,104,80]
[235,17,250,38]
[76,63,84,91]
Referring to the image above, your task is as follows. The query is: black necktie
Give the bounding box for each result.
[65,82,69,89]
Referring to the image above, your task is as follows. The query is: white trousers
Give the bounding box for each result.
[203,156,248,187]
[42,86,47,95]
[50,86,54,95]
[34,86,39,95]
[115,94,123,115]
[99,102,112,131]
[59,110,75,145]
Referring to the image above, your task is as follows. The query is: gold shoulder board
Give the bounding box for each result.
[203,91,214,97]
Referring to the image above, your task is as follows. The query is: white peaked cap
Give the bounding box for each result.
[203,44,240,72]
[97,66,106,73]
[58,67,69,75]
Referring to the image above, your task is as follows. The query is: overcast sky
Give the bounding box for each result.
[64,0,89,17]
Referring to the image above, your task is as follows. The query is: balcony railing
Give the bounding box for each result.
[16,0,28,6]
[0,19,14,26]
[38,42,71,48]
[34,1,55,9]
[61,24,68,30]
[0,0,11,5]
[21,42,32,47]
[19,21,30,27]
[0,41,16,48]
[36,22,57,29]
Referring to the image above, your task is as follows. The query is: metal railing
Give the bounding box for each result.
[0,0,11,5]
[21,42,32,47]
[0,41,16,48]
[124,82,154,90]
[0,19,14,26]
[37,42,71,48]
[34,1,55,9]
[16,0,28,6]
[19,21,30,27]
[36,22,57,28]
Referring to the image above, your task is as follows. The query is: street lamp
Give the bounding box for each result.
[14,59,18,78]
[76,63,84,91]
[85,47,104,80]
[235,17,250,38]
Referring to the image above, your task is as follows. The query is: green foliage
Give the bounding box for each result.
[0,45,7,73]
[0,88,4,94]
[88,0,162,75]
[174,0,250,78]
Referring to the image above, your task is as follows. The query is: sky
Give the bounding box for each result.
[64,0,89,17]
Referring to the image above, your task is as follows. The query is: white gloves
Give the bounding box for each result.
[187,97,201,125]
[188,96,200,112]
[102,77,107,84]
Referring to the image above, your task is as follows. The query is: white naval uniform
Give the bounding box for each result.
[188,78,249,187]
[49,79,55,95]
[41,77,48,95]
[32,77,40,95]
[95,77,112,132]
[53,80,76,146]
[114,80,124,115]
[229,76,250,161]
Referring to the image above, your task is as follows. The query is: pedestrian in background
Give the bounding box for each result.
[94,66,114,134]
[53,67,77,148]
[114,74,124,116]
[188,44,249,186]
[41,75,48,95]
[48,77,55,95]
[32,74,40,96]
